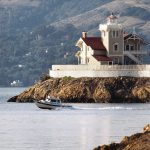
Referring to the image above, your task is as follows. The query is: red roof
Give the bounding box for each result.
[93,55,112,61]
[82,37,106,51]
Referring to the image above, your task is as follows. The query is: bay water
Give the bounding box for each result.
[0,87,150,150]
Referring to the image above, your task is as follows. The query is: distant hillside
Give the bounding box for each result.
[0,0,149,86]
[0,0,40,7]
[50,0,150,39]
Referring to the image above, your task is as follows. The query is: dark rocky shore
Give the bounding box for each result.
[93,124,150,150]
[8,77,150,103]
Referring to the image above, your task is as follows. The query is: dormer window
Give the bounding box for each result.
[113,43,119,51]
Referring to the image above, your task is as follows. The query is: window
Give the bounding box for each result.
[126,45,130,51]
[109,61,113,65]
[114,57,119,64]
[137,44,139,50]
[116,31,119,37]
[112,30,119,38]
[113,31,116,37]
[51,100,57,103]
[110,31,112,36]
[87,58,89,63]
[137,44,141,50]
[130,45,134,51]
[113,43,119,51]
[114,45,118,51]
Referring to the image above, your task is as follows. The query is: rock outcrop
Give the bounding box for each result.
[8,77,150,103]
[93,124,150,150]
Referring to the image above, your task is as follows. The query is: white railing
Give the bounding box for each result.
[124,51,142,64]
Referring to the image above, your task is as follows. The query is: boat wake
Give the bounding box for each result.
[67,106,145,110]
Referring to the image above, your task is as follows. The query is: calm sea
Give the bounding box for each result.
[0,87,150,150]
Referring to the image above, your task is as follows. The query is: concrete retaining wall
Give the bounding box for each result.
[49,65,150,78]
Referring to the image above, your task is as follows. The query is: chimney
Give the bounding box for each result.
[82,32,87,38]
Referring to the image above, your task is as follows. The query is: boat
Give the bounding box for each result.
[10,80,23,87]
[35,96,72,110]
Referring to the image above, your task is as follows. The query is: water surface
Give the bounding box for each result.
[0,88,150,150]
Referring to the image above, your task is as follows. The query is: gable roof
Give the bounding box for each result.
[93,55,112,62]
[124,33,146,44]
[82,37,106,51]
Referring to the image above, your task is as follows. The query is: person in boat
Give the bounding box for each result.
[45,95,51,102]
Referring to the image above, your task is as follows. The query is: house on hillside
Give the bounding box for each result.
[49,13,150,78]
[76,13,147,65]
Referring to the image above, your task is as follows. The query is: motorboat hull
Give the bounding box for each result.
[35,101,62,110]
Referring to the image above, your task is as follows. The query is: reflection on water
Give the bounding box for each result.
[0,88,150,150]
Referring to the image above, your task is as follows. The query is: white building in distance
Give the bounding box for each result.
[49,13,150,78]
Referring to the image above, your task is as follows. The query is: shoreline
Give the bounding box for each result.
[93,124,150,150]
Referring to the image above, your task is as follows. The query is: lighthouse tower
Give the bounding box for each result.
[99,13,124,64]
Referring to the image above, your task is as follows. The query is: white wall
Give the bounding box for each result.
[51,64,150,71]
[49,65,150,78]
[49,70,150,78]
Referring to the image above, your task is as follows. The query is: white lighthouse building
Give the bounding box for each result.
[49,14,150,78]
[76,13,147,66]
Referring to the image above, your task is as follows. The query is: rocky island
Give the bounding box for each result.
[8,77,150,103]
[93,124,150,150]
